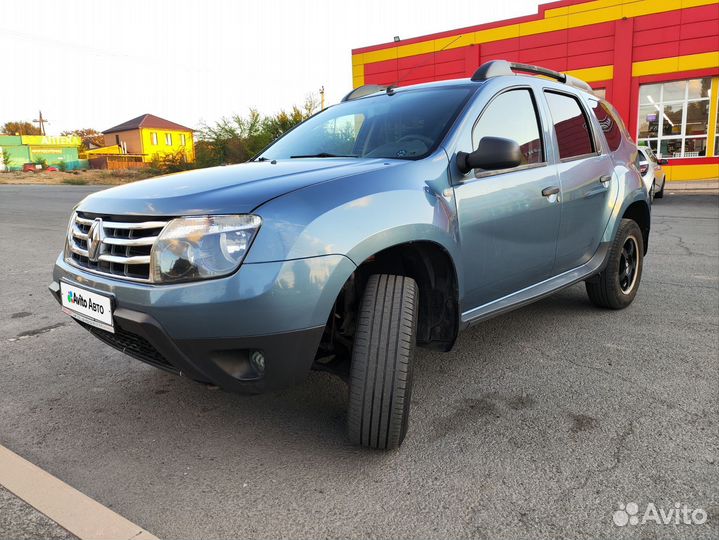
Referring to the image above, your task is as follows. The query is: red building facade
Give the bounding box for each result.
[352,0,719,181]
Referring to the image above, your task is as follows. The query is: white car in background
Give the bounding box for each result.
[637,146,667,200]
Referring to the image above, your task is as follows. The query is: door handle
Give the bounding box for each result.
[599,174,611,186]
[542,186,560,197]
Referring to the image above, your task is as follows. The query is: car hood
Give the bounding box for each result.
[77,159,404,216]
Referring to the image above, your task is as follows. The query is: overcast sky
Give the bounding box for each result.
[1,0,540,134]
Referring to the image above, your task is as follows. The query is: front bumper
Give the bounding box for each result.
[50,252,355,393]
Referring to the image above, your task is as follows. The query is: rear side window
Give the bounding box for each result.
[589,100,622,151]
[472,88,543,165]
[544,91,595,159]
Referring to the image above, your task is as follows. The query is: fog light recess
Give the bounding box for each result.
[250,350,266,374]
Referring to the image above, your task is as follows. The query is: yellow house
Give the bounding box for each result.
[102,113,195,163]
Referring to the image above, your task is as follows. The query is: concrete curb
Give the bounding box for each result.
[665,180,719,191]
[0,445,158,540]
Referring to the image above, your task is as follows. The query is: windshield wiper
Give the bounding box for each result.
[290,153,357,158]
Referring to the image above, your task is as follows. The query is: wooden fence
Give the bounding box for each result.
[89,155,146,170]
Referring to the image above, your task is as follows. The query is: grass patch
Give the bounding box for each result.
[62,178,89,185]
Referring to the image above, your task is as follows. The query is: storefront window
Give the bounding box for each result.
[683,138,707,158]
[637,105,658,138]
[659,138,682,157]
[637,78,712,158]
[685,100,709,136]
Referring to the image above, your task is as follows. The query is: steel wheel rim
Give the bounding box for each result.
[619,236,639,294]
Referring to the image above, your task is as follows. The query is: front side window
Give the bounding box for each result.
[165,133,172,145]
[472,88,544,166]
[544,91,595,160]
[181,133,186,146]
[151,132,158,145]
[637,78,711,158]
[258,87,474,161]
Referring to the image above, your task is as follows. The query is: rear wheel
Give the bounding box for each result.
[654,176,665,199]
[347,274,418,450]
[585,219,643,309]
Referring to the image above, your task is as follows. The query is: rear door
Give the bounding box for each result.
[543,91,617,273]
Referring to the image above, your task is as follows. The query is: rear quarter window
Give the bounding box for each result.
[589,100,623,152]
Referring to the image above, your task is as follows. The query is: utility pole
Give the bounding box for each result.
[319,86,325,110]
[33,110,49,135]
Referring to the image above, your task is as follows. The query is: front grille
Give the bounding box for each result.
[67,212,168,282]
[79,321,178,372]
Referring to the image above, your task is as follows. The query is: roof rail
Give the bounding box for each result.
[471,60,593,93]
[341,84,387,102]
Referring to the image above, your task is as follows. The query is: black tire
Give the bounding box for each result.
[347,274,418,450]
[654,176,665,198]
[585,219,644,309]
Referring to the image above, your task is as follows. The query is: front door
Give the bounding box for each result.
[454,87,561,310]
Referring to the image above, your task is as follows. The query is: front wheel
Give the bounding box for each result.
[585,219,644,309]
[347,274,418,450]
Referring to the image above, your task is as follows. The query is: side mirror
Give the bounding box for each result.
[456,136,522,175]
[659,158,669,165]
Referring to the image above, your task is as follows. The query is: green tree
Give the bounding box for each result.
[1,148,12,171]
[1,121,41,135]
[60,128,104,151]
[198,94,319,167]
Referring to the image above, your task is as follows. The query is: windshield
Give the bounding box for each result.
[257,86,474,161]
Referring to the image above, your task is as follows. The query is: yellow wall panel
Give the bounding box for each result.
[352,62,365,87]
[351,54,364,66]
[568,0,627,13]
[362,47,398,65]
[566,65,614,82]
[568,5,623,26]
[677,51,719,72]
[632,57,679,77]
[623,0,682,18]
[633,52,719,77]
[682,0,719,8]
[398,40,434,58]
[544,6,569,17]
[518,15,568,37]
[474,25,519,44]
[352,64,364,80]
[665,164,719,181]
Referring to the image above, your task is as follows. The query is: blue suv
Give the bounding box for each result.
[50,61,650,449]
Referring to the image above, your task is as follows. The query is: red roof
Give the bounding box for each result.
[103,114,194,134]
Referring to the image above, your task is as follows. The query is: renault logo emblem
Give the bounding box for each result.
[87,218,104,262]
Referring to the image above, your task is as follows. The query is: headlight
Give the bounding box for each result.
[151,215,261,283]
[64,209,79,260]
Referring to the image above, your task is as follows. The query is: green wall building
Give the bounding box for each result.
[0,135,88,171]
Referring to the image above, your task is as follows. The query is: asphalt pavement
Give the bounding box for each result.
[0,184,717,539]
